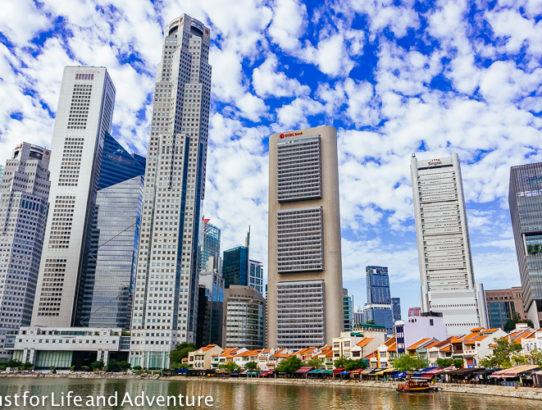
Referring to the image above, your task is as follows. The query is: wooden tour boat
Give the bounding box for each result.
[396,378,435,393]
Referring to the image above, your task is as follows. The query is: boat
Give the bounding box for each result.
[396,378,435,393]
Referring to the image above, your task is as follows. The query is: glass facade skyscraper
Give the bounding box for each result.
[366,266,391,304]
[223,246,248,288]
[343,289,353,331]
[79,133,145,329]
[249,259,264,295]
[509,162,542,328]
[199,220,220,272]
[392,297,401,322]
[486,287,525,329]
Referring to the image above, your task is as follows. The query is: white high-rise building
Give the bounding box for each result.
[129,14,212,369]
[32,66,115,327]
[411,154,489,335]
[0,143,50,360]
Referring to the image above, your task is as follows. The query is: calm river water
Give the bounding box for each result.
[0,377,540,409]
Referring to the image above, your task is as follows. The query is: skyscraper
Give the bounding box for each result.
[411,154,488,334]
[199,219,220,272]
[249,259,264,295]
[0,143,50,360]
[129,15,212,369]
[343,289,354,331]
[223,246,248,288]
[32,66,115,327]
[223,285,265,349]
[79,133,146,329]
[391,297,401,322]
[267,125,343,349]
[509,162,542,327]
[366,266,391,304]
[0,165,4,184]
[196,256,224,347]
[363,266,394,333]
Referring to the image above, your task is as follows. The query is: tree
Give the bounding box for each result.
[436,358,463,369]
[308,358,321,370]
[480,339,522,368]
[6,359,23,369]
[245,361,258,371]
[344,359,368,371]
[170,342,196,366]
[529,349,542,367]
[219,362,239,372]
[91,360,104,371]
[334,356,346,369]
[276,356,303,374]
[392,354,428,371]
[504,312,534,332]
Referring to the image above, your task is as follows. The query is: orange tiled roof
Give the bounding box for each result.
[465,334,488,345]
[384,336,396,346]
[387,342,397,352]
[482,328,499,333]
[440,345,451,352]
[235,349,261,358]
[357,337,375,348]
[470,327,484,332]
[365,351,377,359]
[424,340,443,349]
[201,344,218,352]
[450,336,464,344]
[407,338,431,350]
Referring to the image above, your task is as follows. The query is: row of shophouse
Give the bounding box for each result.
[186,323,542,371]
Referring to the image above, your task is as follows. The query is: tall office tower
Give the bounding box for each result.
[0,165,4,184]
[199,219,220,272]
[343,289,354,331]
[222,285,265,349]
[249,259,264,295]
[32,66,115,327]
[267,125,343,349]
[197,256,224,347]
[391,297,401,322]
[79,133,146,329]
[129,15,212,369]
[223,246,248,288]
[411,154,488,334]
[366,266,391,304]
[509,162,542,328]
[0,143,50,360]
[364,266,394,333]
[485,287,526,329]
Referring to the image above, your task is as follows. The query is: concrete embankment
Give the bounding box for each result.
[2,373,542,401]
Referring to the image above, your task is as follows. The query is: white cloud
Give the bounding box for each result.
[252,54,309,98]
[268,0,307,52]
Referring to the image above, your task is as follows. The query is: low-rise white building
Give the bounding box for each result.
[394,311,447,353]
[9,327,128,369]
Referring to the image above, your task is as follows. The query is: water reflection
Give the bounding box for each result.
[0,378,539,410]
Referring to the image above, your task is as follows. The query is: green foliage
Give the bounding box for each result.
[308,358,321,370]
[245,361,258,371]
[91,360,104,371]
[504,312,534,332]
[106,359,130,372]
[6,359,23,368]
[480,339,522,369]
[436,358,463,369]
[276,356,303,374]
[392,354,429,371]
[69,365,76,372]
[333,356,367,371]
[218,361,239,372]
[170,342,196,365]
[81,365,90,372]
[132,365,142,371]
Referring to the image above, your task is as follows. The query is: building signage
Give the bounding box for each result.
[279,132,303,138]
[428,159,442,166]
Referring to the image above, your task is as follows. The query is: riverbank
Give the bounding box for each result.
[2,372,542,401]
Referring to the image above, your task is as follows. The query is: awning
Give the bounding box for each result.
[340,371,350,375]
[349,368,364,374]
[295,367,314,374]
[369,368,384,375]
[446,368,483,376]
[361,368,373,375]
[333,368,345,374]
[490,365,540,378]
[374,369,390,376]
[393,371,406,378]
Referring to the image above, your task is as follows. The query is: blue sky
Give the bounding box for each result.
[1,0,541,317]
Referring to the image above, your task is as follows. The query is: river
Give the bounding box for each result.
[0,377,540,409]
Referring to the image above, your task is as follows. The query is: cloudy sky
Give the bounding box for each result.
[1,0,541,316]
